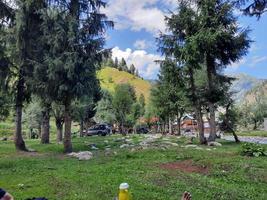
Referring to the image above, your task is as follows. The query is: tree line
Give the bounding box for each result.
[0,0,113,152]
[102,56,140,77]
[150,0,252,144]
[0,0,266,151]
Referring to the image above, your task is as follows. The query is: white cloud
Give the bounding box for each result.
[103,0,167,34]
[249,56,267,67]
[228,59,246,70]
[133,39,152,49]
[112,46,162,78]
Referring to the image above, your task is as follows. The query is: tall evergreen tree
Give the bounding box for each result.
[129,64,136,74]
[35,0,113,152]
[157,2,207,142]
[158,0,250,142]
[9,0,45,150]
[114,57,119,69]
[119,58,128,72]
[194,0,250,141]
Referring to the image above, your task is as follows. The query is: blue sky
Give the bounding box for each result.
[103,0,267,80]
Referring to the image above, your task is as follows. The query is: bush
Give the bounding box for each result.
[241,143,267,157]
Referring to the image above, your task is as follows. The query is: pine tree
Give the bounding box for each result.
[129,64,136,74]
[10,0,45,151]
[194,0,250,141]
[114,57,119,69]
[119,58,128,72]
[35,1,113,152]
[158,0,250,142]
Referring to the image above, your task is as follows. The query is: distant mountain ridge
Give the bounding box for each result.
[229,73,266,103]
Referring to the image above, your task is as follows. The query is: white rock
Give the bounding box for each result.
[68,151,93,160]
[163,141,179,147]
[120,144,130,149]
[185,145,198,148]
[208,142,222,147]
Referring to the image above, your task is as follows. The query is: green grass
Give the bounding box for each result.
[235,130,267,137]
[97,67,151,102]
[0,135,266,200]
[0,119,79,139]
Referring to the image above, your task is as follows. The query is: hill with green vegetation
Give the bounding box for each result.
[97,67,152,101]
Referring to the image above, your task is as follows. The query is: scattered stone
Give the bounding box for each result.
[196,147,203,150]
[114,138,125,142]
[18,183,25,189]
[120,144,130,149]
[28,148,37,152]
[208,142,222,147]
[163,141,179,147]
[125,139,133,143]
[68,151,93,160]
[89,144,99,150]
[206,148,212,151]
[185,145,198,148]
[104,150,115,156]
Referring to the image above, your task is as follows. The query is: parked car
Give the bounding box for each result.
[136,127,149,134]
[86,124,111,136]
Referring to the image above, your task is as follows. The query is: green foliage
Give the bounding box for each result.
[150,60,188,124]
[239,95,267,130]
[113,84,136,127]
[118,58,128,72]
[129,64,136,74]
[0,90,10,121]
[241,143,267,157]
[138,94,145,116]
[95,90,115,124]
[23,97,42,133]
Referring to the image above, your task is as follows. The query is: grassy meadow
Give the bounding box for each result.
[0,134,266,200]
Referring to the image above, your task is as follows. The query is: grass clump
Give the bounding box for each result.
[241,143,267,157]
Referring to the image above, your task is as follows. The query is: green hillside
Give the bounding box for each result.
[97,67,151,101]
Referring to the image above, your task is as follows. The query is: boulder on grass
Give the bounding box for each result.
[68,151,93,160]
[208,141,222,147]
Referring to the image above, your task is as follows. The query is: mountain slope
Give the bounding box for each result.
[243,80,267,104]
[97,67,151,101]
[230,73,265,102]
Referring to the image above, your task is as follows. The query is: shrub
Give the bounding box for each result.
[241,143,267,157]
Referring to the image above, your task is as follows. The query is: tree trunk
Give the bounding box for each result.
[176,115,181,136]
[41,106,50,144]
[14,73,27,151]
[188,67,206,144]
[80,120,84,137]
[208,103,217,142]
[253,119,257,130]
[56,118,63,143]
[195,107,206,144]
[64,103,72,153]
[168,117,173,135]
[206,53,217,142]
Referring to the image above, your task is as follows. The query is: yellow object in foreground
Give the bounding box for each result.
[118,183,131,200]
